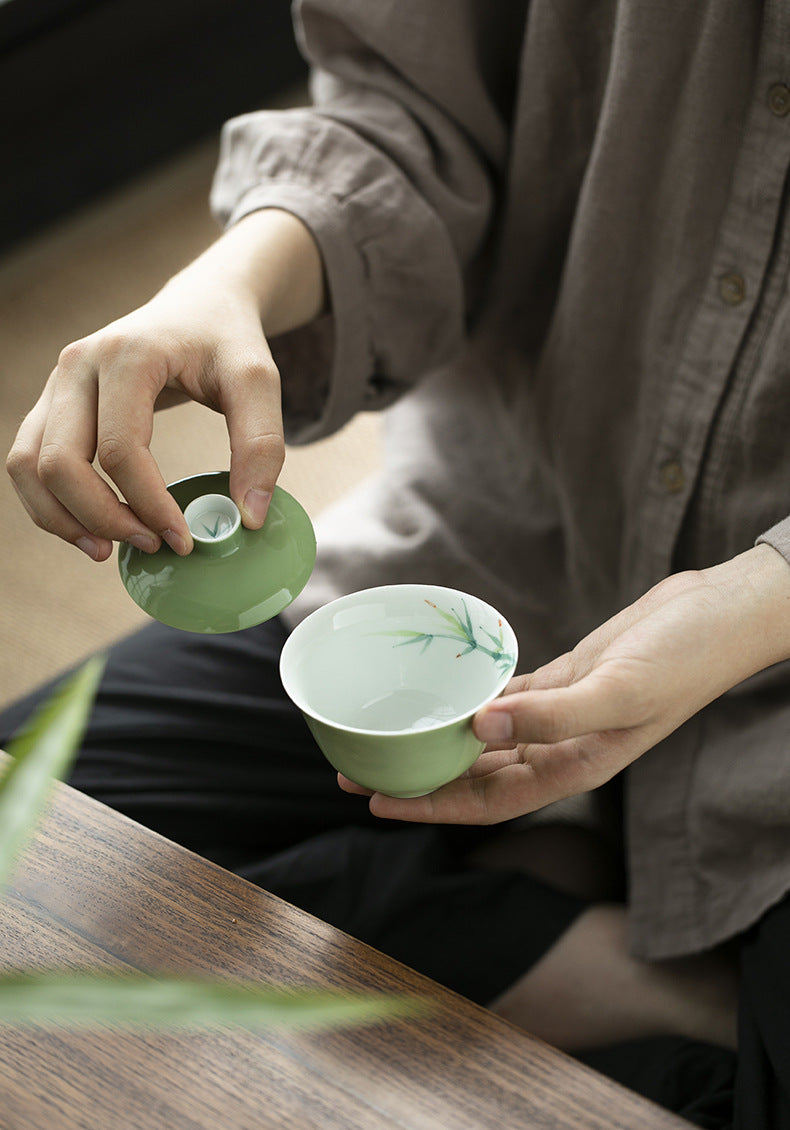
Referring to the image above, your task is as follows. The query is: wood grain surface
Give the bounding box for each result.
[0,758,692,1129]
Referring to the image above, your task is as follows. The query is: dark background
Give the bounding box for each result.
[0,0,307,252]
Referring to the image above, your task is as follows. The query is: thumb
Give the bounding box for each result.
[222,351,285,529]
[474,668,644,747]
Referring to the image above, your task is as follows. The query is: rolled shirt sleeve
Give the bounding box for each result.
[210,0,511,443]
[756,518,790,568]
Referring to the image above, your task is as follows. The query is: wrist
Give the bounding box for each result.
[231,208,326,335]
[704,543,790,676]
[165,208,325,337]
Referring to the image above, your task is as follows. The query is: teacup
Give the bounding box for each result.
[279,584,518,798]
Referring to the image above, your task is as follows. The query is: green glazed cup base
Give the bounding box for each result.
[306,714,487,798]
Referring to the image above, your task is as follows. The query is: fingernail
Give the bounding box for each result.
[475,711,513,743]
[76,536,99,560]
[162,528,189,555]
[127,533,159,553]
[243,489,272,527]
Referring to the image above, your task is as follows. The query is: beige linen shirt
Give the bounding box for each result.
[211,0,790,959]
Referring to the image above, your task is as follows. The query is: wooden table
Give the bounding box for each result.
[0,767,692,1129]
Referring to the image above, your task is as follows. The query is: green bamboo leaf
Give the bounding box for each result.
[377,630,431,638]
[0,656,106,891]
[393,636,434,655]
[427,602,468,639]
[460,600,476,641]
[480,627,505,651]
[0,972,427,1031]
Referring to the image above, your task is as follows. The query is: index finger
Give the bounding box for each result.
[365,729,624,825]
[38,363,167,551]
[96,356,192,553]
[366,763,538,825]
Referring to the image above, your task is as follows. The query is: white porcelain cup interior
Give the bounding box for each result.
[281,585,518,734]
[183,494,241,544]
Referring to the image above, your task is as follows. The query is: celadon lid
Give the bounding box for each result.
[118,472,316,633]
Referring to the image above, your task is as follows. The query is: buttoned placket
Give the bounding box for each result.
[627,3,790,959]
[626,3,790,602]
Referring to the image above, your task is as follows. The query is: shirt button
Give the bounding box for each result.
[660,460,685,493]
[719,272,746,305]
[768,83,790,117]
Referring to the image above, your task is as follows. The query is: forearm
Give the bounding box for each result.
[159,208,326,338]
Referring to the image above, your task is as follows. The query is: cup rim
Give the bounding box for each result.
[279,583,518,737]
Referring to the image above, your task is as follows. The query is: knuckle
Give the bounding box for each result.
[91,329,133,364]
[32,510,59,536]
[222,357,281,404]
[248,431,285,472]
[87,327,167,387]
[57,338,89,370]
[37,442,70,487]
[6,442,34,482]
[96,435,132,474]
[87,516,119,541]
[242,355,280,385]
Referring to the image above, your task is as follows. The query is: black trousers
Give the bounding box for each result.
[2,617,786,1129]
